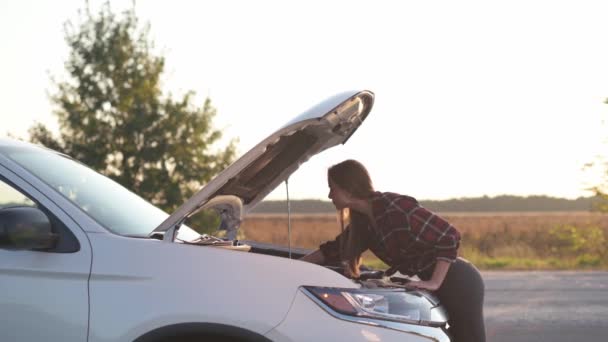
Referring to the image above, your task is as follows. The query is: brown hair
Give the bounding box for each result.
[328,159,374,199]
[328,159,374,278]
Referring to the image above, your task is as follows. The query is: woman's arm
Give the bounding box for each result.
[407,259,451,291]
[300,225,352,265]
[300,222,370,270]
[300,249,325,264]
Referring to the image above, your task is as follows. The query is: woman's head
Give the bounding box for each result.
[327,159,374,210]
[327,159,374,279]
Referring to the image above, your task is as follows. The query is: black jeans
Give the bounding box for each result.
[419,257,486,342]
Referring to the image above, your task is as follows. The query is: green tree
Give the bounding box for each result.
[29,2,237,226]
[588,169,608,212]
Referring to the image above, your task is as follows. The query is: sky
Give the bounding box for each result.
[1,0,607,201]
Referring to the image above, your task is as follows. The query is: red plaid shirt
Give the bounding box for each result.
[320,192,461,276]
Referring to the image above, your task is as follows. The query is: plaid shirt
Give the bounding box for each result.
[320,191,461,276]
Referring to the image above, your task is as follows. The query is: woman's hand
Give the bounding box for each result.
[343,265,356,279]
[405,279,441,291]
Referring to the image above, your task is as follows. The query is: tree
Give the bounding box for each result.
[29,2,237,224]
[585,98,608,212]
[587,157,608,213]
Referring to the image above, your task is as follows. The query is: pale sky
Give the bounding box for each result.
[1,0,607,201]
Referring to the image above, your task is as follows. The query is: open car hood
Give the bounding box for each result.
[151,90,374,237]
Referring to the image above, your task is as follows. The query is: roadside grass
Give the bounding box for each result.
[364,249,605,271]
[240,212,608,271]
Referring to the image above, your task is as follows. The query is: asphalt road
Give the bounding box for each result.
[482,271,608,342]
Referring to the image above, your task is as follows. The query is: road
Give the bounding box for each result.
[482,271,608,342]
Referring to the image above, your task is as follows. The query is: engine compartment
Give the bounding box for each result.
[171,230,429,294]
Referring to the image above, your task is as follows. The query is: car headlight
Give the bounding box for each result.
[301,286,448,328]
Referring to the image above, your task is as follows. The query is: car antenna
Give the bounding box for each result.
[285,178,292,259]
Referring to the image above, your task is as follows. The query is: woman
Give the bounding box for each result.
[301,159,486,342]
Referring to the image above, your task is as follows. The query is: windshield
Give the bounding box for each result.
[1,145,176,237]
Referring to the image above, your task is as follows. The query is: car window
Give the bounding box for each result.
[1,145,187,237]
[0,177,80,253]
[0,180,36,209]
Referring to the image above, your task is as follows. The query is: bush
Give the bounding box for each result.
[548,225,606,258]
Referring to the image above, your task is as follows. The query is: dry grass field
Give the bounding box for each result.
[240,211,608,270]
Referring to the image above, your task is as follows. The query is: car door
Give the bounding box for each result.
[0,166,92,341]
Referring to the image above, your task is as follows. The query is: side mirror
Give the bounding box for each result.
[0,207,58,250]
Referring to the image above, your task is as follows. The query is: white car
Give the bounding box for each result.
[0,90,450,342]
